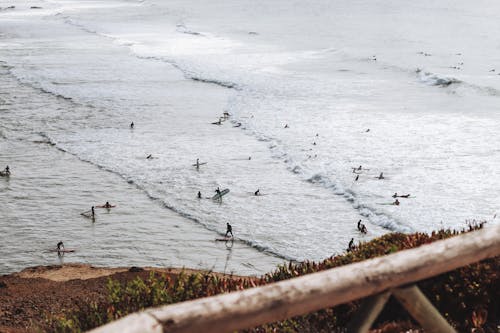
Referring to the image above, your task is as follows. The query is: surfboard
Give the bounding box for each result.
[192,162,207,166]
[50,249,75,253]
[212,189,230,200]
[216,237,233,241]
[96,205,116,208]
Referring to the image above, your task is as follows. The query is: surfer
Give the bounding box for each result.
[233,122,242,128]
[360,224,367,234]
[393,199,400,206]
[377,172,384,179]
[347,238,355,251]
[284,124,289,128]
[225,223,233,238]
[248,156,252,160]
[392,192,398,198]
[130,122,134,129]
[195,158,200,169]
[357,220,362,230]
[212,118,222,125]
[355,175,359,181]
[215,187,221,197]
[104,201,112,208]
[197,191,202,199]
[146,154,152,159]
[57,241,64,252]
[91,206,95,218]
[1,165,10,176]
[254,189,260,196]
[399,194,410,198]
[365,129,370,132]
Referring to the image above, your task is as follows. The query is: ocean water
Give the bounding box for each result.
[1,0,499,273]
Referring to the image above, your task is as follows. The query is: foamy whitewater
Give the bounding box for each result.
[1,0,500,274]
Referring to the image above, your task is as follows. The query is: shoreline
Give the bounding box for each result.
[0,264,250,333]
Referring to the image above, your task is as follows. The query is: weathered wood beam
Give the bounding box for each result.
[346,291,391,333]
[393,285,456,333]
[89,224,500,333]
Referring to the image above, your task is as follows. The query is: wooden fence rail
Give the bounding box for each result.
[89,224,500,333]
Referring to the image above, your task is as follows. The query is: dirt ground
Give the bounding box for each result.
[0,264,223,333]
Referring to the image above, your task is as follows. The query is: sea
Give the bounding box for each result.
[1,0,499,275]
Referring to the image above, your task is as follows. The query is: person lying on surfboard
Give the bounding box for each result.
[392,193,411,198]
[225,223,233,238]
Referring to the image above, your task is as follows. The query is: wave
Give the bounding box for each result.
[415,69,461,87]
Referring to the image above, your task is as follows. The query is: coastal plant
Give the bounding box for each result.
[44,222,499,332]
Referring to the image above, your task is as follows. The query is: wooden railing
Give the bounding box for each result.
[89,224,500,333]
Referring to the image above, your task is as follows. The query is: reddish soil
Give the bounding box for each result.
[0,264,222,333]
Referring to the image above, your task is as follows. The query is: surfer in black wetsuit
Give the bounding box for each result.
[91,206,95,218]
[254,189,260,196]
[360,224,367,234]
[393,199,400,206]
[215,187,221,196]
[377,172,384,179]
[130,122,134,129]
[347,238,355,251]
[195,158,200,169]
[392,192,398,198]
[355,175,359,181]
[357,220,362,230]
[146,154,152,159]
[225,223,233,238]
[57,241,64,252]
[197,191,202,199]
[104,201,112,208]
[284,124,289,128]
[1,165,10,176]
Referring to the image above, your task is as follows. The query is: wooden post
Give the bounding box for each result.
[393,285,456,333]
[89,224,500,333]
[346,291,391,333]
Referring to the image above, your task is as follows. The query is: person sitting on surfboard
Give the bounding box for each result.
[225,223,233,238]
[254,189,260,196]
[1,165,10,176]
[393,199,400,206]
[146,154,152,159]
[57,241,64,252]
[197,191,202,199]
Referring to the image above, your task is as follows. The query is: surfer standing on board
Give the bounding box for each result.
[197,191,202,199]
[225,223,233,238]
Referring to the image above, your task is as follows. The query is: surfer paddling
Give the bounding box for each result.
[146,154,153,159]
[225,223,234,238]
[392,193,411,198]
[254,189,260,196]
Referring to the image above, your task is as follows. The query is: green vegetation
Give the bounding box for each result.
[44,223,499,332]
